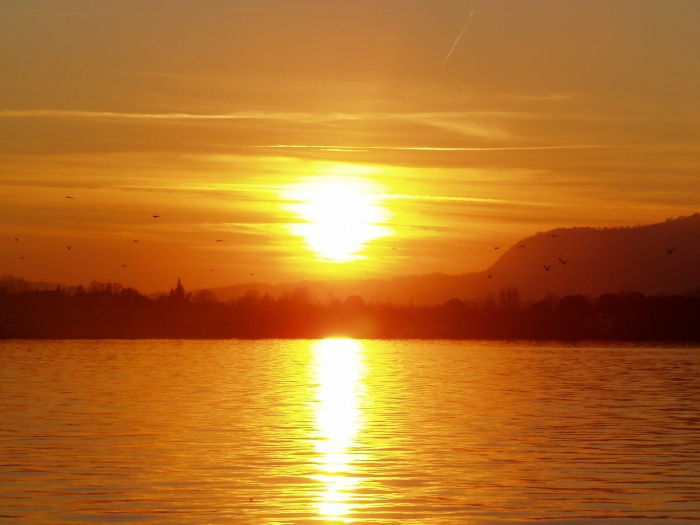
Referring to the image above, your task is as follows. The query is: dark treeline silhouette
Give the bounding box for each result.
[1,277,700,340]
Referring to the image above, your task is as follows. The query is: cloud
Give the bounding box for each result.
[257,144,616,152]
[0,109,313,121]
[382,193,506,204]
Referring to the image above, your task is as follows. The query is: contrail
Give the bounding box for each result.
[440,10,474,71]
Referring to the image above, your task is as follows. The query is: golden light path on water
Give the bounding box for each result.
[310,338,367,522]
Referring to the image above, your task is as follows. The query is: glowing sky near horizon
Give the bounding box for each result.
[1,0,699,292]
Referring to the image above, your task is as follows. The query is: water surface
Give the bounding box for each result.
[1,340,699,523]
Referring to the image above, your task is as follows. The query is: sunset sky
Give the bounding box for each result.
[1,0,699,293]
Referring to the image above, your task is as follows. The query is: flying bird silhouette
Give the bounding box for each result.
[666,248,678,254]
[249,273,255,276]
[392,246,397,251]
[66,246,72,250]
[216,239,224,243]
[494,247,500,250]
[20,256,25,259]
[558,257,567,264]
[133,240,139,243]
[488,274,493,279]
[519,245,527,250]
[543,264,552,271]
[550,234,559,238]
[152,215,160,218]
[66,196,74,200]
[122,264,127,268]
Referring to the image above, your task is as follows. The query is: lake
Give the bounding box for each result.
[1,340,699,523]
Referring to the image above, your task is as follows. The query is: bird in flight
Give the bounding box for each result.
[133,240,139,243]
[392,246,398,251]
[153,215,160,219]
[494,247,500,250]
[249,273,255,276]
[488,274,493,279]
[558,257,567,264]
[328,292,333,296]
[66,246,72,250]
[550,234,559,238]
[543,264,552,271]
[122,264,127,268]
[216,239,224,243]
[666,248,678,254]
[20,256,25,259]
[519,245,527,250]
[66,196,74,200]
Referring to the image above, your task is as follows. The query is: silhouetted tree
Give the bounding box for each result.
[0,275,30,293]
[598,293,623,318]
[343,295,365,310]
[499,287,521,311]
[1,282,700,340]
[557,295,591,321]
[168,278,189,304]
[192,289,217,304]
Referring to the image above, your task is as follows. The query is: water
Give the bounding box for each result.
[1,340,699,524]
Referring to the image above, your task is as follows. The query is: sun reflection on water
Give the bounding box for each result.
[311,338,366,522]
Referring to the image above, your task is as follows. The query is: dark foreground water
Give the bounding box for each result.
[1,340,699,524]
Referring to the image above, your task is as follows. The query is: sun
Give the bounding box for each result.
[282,173,393,262]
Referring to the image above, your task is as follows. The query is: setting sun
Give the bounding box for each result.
[3,2,700,524]
[282,173,393,262]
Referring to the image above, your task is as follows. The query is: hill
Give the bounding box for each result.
[209,214,700,305]
[483,214,700,300]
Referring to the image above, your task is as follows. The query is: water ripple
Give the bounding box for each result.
[1,340,700,523]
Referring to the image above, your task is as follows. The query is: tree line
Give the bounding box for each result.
[1,277,699,340]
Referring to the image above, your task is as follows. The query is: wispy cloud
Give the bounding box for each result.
[0,109,315,121]
[0,107,628,127]
[382,194,506,203]
[258,144,618,152]
[0,108,508,142]
[4,3,311,17]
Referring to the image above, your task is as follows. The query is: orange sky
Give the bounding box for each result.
[1,0,699,292]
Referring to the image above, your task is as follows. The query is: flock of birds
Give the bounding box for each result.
[485,233,679,280]
[488,235,565,279]
[12,195,684,289]
[12,196,236,277]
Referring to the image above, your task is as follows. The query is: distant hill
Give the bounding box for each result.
[209,273,477,307]
[0,275,65,293]
[482,214,700,300]
[209,214,700,305]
